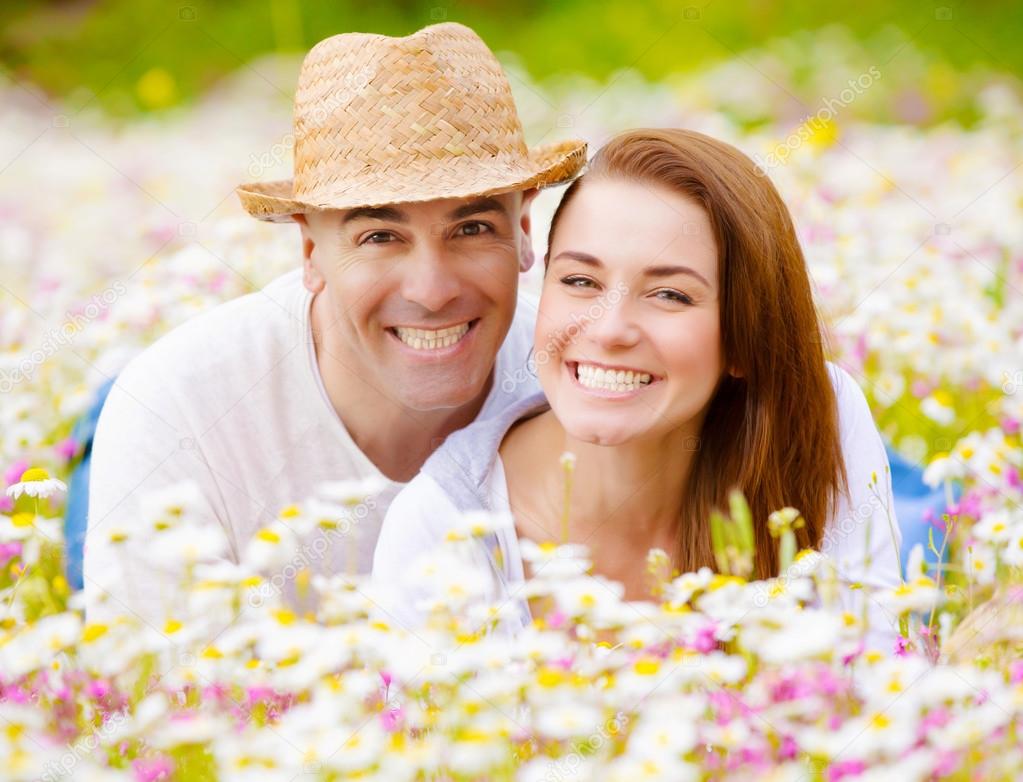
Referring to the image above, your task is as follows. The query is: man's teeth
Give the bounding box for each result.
[575,363,652,392]
[394,322,470,350]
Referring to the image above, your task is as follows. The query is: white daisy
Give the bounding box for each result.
[920,392,955,425]
[922,453,963,488]
[316,475,389,506]
[876,577,944,616]
[1002,528,1023,568]
[973,510,1018,544]
[5,467,66,500]
[445,510,515,541]
[963,542,997,586]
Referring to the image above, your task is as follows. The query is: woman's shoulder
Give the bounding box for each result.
[419,390,549,507]
[373,472,459,576]
[825,361,874,445]
[825,361,865,406]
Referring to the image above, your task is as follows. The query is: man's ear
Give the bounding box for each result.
[517,188,539,272]
[519,187,539,237]
[292,213,326,294]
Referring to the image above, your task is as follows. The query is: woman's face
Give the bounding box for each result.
[536,177,726,447]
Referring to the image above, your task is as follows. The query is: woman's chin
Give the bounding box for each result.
[560,419,640,448]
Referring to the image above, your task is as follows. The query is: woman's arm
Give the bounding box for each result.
[371,473,462,631]
[823,363,904,651]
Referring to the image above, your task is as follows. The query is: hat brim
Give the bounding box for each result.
[235,140,587,223]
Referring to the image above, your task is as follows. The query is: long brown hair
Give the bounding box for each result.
[546,128,847,580]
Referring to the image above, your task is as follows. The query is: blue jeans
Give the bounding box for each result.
[887,446,955,576]
[63,376,116,590]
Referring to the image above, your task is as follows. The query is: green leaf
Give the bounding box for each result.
[780,529,796,573]
[728,490,755,555]
[709,510,729,574]
[927,526,940,558]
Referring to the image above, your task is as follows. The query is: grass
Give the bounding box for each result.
[1,0,1021,117]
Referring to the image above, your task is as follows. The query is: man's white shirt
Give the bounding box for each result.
[84,268,539,625]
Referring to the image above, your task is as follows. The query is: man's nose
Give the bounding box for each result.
[399,245,462,312]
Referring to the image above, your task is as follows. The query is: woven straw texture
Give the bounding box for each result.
[236,22,586,221]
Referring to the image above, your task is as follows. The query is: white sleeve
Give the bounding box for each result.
[371,474,460,631]
[821,364,903,651]
[84,357,234,628]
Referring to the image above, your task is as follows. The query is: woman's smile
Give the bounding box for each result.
[564,359,659,399]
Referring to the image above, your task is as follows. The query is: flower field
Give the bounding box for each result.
[2,31,1023,781]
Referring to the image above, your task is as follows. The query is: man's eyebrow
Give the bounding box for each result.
[447,197,508,221]
[552,251,711,287]
[342,205,409,225]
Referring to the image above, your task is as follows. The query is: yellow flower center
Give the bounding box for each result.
[536,667,567,688]
[19,468,50,482]
[870,713,891,730]
[11,513,34,528]
[273,609,296,625]
[256,528,281,544]
[82,624,109,643]
[634,658,661,676]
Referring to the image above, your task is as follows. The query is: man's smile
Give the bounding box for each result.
[387,318,479,353]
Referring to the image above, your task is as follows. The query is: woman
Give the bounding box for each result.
[373,128,902,646]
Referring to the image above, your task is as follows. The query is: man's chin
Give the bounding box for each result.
[394,378,491,413]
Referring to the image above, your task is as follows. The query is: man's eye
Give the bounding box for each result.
[457,221,492,237]
[362,231,395,245]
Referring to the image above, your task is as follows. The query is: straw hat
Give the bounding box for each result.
[236,22,587,222]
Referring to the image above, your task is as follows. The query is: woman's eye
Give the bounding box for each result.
[654,289,694,305]
[362,231,395,245]
[560,275,597,289]
[457,221,492,237]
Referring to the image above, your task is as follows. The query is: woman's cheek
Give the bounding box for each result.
[536,299,576,358]
[662,314,722,377]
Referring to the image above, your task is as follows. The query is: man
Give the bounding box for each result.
[84,22,585,624]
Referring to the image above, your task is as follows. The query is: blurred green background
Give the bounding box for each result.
[1,0,1021,122]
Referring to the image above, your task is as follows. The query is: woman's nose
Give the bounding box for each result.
[584,299,641,349]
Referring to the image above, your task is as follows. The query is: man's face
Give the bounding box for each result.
[297,191,532,411]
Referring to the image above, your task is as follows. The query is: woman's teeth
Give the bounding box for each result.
[394,322,471,350]
[575,363,652,392]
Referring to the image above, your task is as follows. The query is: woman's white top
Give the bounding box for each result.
[373,363,903,650]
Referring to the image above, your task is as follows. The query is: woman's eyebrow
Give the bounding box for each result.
[552,251,711,287]
[645,265,711,287]
[552,250,603,267]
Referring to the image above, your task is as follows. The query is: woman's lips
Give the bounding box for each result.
[565,360,658,398]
